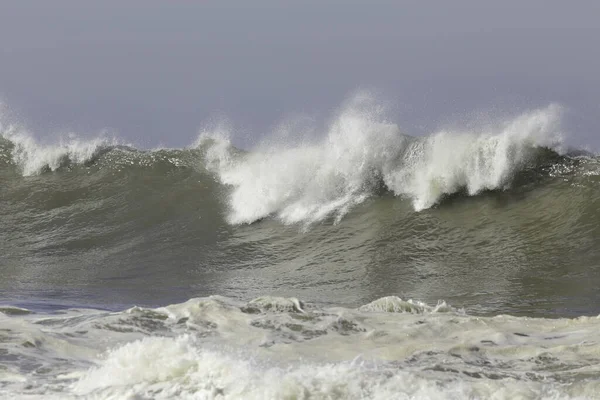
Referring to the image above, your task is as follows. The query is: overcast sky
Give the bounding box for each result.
[1,0,599,149]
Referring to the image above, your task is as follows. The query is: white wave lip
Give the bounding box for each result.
[387,105,563,211]
[1,96,564,220]
[202,97,563,224]
[0,116,115,176]
[201,100,407,225]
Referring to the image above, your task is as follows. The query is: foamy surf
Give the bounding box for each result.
[1,296,600,399]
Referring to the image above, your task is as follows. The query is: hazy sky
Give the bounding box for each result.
[1,1,599,149]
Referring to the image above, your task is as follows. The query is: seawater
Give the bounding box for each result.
[1,96,600,399]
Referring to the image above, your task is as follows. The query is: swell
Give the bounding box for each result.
[200,101,574,224]
[1,127,599,264]
[1,117,600,315]
[1,103,599,234]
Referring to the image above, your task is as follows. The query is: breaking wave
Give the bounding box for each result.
[0,95,596,229]
[203,97,566,224]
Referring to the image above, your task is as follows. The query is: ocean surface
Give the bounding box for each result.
[1,100,600,399]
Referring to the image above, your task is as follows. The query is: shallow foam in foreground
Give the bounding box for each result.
[1,296,600,399]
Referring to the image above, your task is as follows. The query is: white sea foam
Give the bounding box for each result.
[201,95,564,224]
[0,115,116,176]
[2,296,600,399]
[200,95,407,225]
[358,296,455,314]
[385,105,564,210]
[72,334,587,400]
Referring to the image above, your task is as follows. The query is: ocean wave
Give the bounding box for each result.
[2,96,596,228]
[0,119,118,176]
[202,96,565,224]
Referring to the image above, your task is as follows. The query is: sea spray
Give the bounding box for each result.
[0,117,117,176]
[0,96,569,224]
[201,97,564,224]
[385,104,564,210]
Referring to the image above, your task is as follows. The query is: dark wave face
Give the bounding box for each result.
[1,102,599,318]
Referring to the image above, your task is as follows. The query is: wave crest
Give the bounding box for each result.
[386,104,563,210]
[0,119,117,176]
[203,98,564,225]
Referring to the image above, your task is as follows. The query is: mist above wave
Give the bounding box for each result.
[203,95,564,225]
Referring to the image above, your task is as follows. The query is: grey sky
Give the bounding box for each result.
[1,0,599,149]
